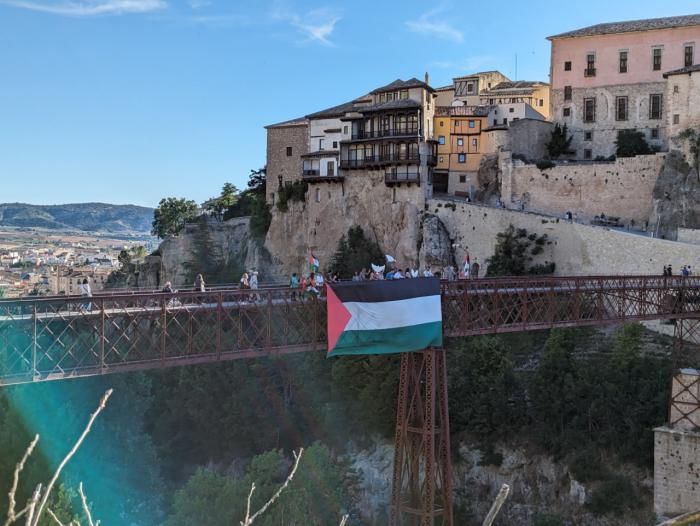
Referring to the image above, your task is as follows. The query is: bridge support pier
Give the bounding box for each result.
[390,348,453,526]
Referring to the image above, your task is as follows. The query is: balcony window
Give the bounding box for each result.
[327,161,334,176]
[649,94,663,120]
[564,86,572,101]
[615,96,628,121]
[685,44,694,68]
[583,97,596,123]
[652,47,662,71]
[585,53,596,76]
[619,51,628,73]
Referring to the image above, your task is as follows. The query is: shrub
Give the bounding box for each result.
[328,226,383,279]
[486,225,554,277]
[588,475,637,515]
[536,160,555,170]
[615,129,651,157]
[545,123,574,159]
[276,181,308,212]
[151,197,198,238]
[569,448,609,482]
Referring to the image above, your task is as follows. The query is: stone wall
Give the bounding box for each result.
[654,427,700,519]
[265,122,308,204]
[428,199,700,277]
[508,119,554,160]
[500,151,666,225]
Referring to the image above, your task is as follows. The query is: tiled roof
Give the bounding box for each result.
[305,100,359,119]
[489,81,548,90]
[435,85,454,92]
[664,64,700,77]
[435,105,494,117]
[548,14,700,39]
[264,117,307,129]
[370,78,435,94]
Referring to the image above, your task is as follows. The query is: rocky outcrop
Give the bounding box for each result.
[265,171,425,275]
[475,154,501,205]
[650,150,700,240]
[418,214,455,271]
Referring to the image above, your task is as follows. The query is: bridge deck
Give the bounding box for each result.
[1,275,698,385]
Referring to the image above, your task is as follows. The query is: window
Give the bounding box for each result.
[563,107,571,117]
[652,47,662,71]
[585,53,596,76]
[615,96,628,121]
[458,153,466,163]
[438,135,445,145]
[564,61,572,71]
[455,121,460,127]
[564,86,572,101]
[467,82,474,93]
[585,131,593,141]
[674,84,679,94]
[469,120,475,128]
[459,175,467,183]
[440,120,444,127]
[619,51,628,73]
[327,161,334,176]
[489,98,494,104]
[674,114,680,125]
[685,44,694,68]
[286,146,292,156]
[539,99,544,107]
[584,149,592,160]
[584,97,596,123]
[649,94,663,120]
[471,138,478,146]
[457,138,464,146]
[332,141,338,149]
[315,188,320,202]
[509,107,515,113]
[343,126,348,134]
[651,128,659,139]
[502,118,508,125]
[319,138,325,150]
[438,156,444,163]
[400,89,409,100]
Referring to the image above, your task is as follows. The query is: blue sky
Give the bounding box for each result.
[0,0,698,207]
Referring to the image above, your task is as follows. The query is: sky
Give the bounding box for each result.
[0,0,698,207]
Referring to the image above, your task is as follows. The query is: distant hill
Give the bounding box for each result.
[0,203,154,236]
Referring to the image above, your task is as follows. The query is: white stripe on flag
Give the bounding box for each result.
[343,295,442,332]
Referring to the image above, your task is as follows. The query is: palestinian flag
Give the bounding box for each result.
[326,278,442,357]
[310,254,319,272]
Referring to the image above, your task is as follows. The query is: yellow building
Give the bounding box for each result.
[433,106,491,196]
[478,80,551,121]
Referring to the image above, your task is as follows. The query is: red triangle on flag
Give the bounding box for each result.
[327,285,352,354]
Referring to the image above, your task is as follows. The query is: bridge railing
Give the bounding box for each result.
[2,275,700,385]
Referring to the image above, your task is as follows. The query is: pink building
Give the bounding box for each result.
[548,14,700,159]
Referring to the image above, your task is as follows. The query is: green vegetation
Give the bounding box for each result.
[486,224,554,276]
[151,197,199,239]
[222,169,272,239]
[545,123,573,159]
[328,226,384,279]
[163,443,359,526]
[204,182,239,220]
[276,181,308,212]
[588,474,638,515]
[536,160,555,170]
[615,129,651,157]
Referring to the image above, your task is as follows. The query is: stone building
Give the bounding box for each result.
[478,80,550,122]
[548,14,700,159]
[664,64,700,150]
[264,117,308,205]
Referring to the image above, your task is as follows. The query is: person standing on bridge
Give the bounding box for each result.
[471,259,480,279]
[290,272,300,300]
[79,278,92,312]
[250,271,260,301]
[194,274,206,292]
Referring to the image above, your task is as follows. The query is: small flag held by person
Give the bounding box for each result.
[326,278,443,357]
[309,254,319,272]
[385,254,396,264]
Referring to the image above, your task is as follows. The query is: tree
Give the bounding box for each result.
[151,198,198,239]
[615,129,651,157]
[485,225,554,277]
[545,123,573,159]
[328,226,383,279]
[117,249,131,268]
[204,183,240,220]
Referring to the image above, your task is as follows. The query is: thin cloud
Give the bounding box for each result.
[406,7,463,43]
[191,13,250,26]
[0,0,167,16]
[187,0,209,8]
[271,3,341,46]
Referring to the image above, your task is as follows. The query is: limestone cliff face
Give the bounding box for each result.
[115,216,272,288]
[650,150,700,240]
[418,214,455,271]
[265,172,426,275]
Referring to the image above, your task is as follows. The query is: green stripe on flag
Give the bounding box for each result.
[328,321,442,357]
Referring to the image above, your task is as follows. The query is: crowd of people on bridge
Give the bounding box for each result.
[663,265,695,277]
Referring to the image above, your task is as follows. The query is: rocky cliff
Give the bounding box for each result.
[650,150,700,240]
[264,172,457,275]
[113,215,273,288]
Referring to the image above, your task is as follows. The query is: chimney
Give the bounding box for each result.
[424,71,430,86]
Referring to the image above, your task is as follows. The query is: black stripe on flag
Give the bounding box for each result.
[330,277,440,303]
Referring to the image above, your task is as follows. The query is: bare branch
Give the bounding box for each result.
[658,510,700,525]
[3,435,39,526]
[24,484,42,526]
[78,483,96,526]
[339,515,349,526]
[31,389,113,526]
[240,448,304,526]
[45,508,67,526]
[242,483,255,525]
[482,484,510,526]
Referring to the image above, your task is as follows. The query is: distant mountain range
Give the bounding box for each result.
[0,203,154,236]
